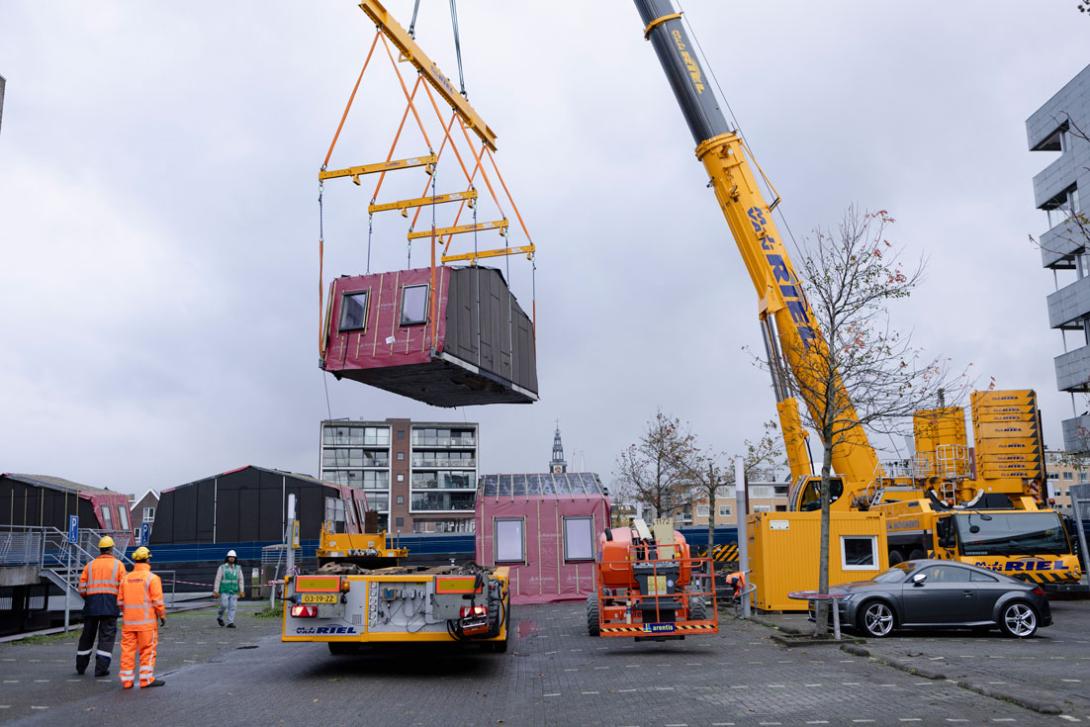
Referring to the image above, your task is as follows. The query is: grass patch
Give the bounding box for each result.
[254,605,283,619]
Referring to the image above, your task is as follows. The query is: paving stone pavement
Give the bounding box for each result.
[2,601,1063,726]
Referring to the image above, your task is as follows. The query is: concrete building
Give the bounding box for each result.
[1031,64,1090,451]
[1044,449,1090,515]
[688,468,790,528]
[319,418,478,534]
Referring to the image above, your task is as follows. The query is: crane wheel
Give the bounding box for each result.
[688,593,707,621]
[585,593,600,636]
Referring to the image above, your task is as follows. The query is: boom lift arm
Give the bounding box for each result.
[633,0,881,492]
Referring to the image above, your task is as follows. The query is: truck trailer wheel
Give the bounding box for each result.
[586,593,600,636]
[327,642,360,656]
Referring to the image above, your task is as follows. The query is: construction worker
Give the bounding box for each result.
[75,535,125,677]
[117,546,166,689]
[212,549,244,628]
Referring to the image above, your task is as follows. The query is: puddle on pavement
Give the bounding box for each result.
[517,620,537,638]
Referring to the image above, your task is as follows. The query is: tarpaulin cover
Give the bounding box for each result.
[475,473,610,605]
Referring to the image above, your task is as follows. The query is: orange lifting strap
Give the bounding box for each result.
[316,1,538,362]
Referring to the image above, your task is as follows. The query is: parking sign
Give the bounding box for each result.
[67,514,78,543]
[140,522,150,546]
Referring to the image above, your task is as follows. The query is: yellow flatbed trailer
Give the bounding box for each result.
[281,530,510,654]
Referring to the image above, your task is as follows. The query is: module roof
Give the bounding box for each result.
[478,472,605,498]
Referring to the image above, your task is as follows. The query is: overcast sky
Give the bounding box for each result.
[0,1,1087,495]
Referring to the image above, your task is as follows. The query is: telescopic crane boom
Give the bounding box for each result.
[633,0,881,492]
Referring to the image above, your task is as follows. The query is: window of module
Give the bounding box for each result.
[495,518,525,564]
[400,284,429,325]
[100,506,113,530]
[117,507,129,532]
[840,535,878,570]
[339,291,369,331]
[563,516,594,562]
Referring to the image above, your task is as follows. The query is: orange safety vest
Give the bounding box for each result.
[79,554,124,597]
[117,563,165,632]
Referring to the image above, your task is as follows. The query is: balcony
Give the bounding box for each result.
[411,455,476,469]
[410,491,475,513]
[1055,345,1090,392]
[1040,217,1087,269]
[1047,275,1090,329]
[1062,415,1090,453]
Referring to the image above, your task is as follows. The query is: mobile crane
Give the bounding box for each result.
[634,0,1080,585]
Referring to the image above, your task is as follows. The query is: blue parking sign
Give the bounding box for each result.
[140,522,150,546]
[67,515,78,543]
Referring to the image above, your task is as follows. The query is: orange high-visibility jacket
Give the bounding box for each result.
[78,554,125,617]
[117,563,165,632]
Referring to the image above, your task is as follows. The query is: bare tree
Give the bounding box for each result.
[679,421,783,560]
[615,410,696,519]
[1080,1,1089,14]
[782,207,962,635]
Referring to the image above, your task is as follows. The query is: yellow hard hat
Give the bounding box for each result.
[132,546,151,562]
[98,535,115,549]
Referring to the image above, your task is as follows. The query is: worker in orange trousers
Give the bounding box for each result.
[117,546,166,689]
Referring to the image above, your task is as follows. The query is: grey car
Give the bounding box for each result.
[823,559,1052,639]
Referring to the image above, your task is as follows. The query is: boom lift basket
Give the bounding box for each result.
[321,266,538,407]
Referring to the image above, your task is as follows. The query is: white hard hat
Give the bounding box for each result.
[226,549,237,558]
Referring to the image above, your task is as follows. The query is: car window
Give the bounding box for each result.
[873,566,910,583]
[921,565,972,583]
[970,570,998,583]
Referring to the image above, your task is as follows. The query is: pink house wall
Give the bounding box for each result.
[475,494,610,605]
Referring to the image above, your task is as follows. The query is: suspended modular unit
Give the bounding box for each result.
[321,266,538,407]
[315,1,539,408]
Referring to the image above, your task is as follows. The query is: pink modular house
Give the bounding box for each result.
[475,473,610,605]
[321,266,538,407]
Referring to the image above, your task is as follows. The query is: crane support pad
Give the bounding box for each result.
[319,155,437,183]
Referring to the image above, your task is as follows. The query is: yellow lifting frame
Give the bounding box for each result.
[358,0,498,151]
[407,219,508,241]
[442,244,535,264]
[319,154,436,184]
[368,189,477,215]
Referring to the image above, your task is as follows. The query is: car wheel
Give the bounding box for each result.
[908,549,926,561]
[999,601,1038,638]
[585,593,600,636]
[888,550,905,565]
[858,600,896,638]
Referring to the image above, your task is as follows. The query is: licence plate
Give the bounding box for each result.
[300,594,339,605]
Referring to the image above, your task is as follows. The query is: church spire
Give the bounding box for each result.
[550,421,568,474]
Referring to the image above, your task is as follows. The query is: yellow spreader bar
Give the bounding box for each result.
[319,154,437,185]
[442,244,535,264]
[407,219,508,241]
[368,189,477,214]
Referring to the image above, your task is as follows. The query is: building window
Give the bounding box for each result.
[339,291,369,331]
[775,505,787,512]
[718,505,732,517]
[397,452,405,461]
[750,485,775,499]
[100,506,113,530]
[400,284,429,325]
[495,518,525,564]
[396,474,404,482]
[753,505,772,513]
[142,506,155,523]
[397,430,405,440]
[1063,471,1074,480]
[117,508,129,532]
[395,517,405,528]
[840,536,879,570]
[563,516,595,562]
[410,491,475,512]
[324,496,346,532]
[696,505,709,518]
[396,496,404,505]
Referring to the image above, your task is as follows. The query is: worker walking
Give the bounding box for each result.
[117,546,166,689]
[75,535,126,677]
[212,549,244,628]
